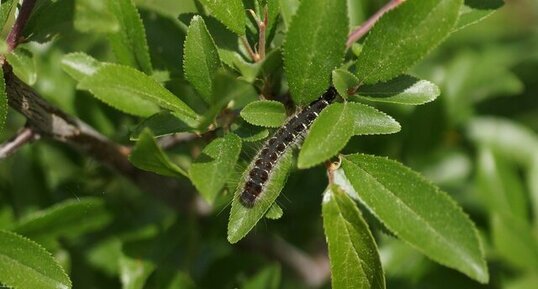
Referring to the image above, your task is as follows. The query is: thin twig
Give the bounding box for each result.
[241,36,259,62]
[258,6,268,60]
[3,66,195,211]
[245,6,268,62]
[6,0,36,52]
[0,127,38,159]
[346,0,406,48]
[0,2,332,285]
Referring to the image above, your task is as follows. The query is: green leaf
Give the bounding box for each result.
[232,120,270,142]
[0,68,6,132]
[0,0,17,30]
[228,151,293,243]
[279,0,300,28]
[441,50,523,125]
[74,0,119,33]
[12,197,111,242]
[0,230,71,289]
[107,0,153,74]
[23,0,74,42]
[467,117,538,168]
[476,148,529,222]
[78,64,198,119]
[455,0,504,30]
[243,264,281,289]
[129,129,188,178]
[323,184,385,289]
[298,102,400,168]
[354,75,440,105]
[355,0,463,84]
[61,52,102,82]
[6,47,37,85]
[283,0,348,104]
[332,69,360,99]
[189,133,242,204]
[341,154,488,283]
[265,203,283,220]
[528,155,538,227]
[198,72,257,130]
[183,16,221,103]
[135,0,198,19]
[220,49,282,83]
[492,214,538,270]
[130,111,194,140]
[198,0,245,35]
[240,100,287,128]
[119,255,155,289]
[505,274,538,289]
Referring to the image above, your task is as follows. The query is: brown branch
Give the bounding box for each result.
[1,2,331,285]
[346,0,406,48]
[4,67,330,284]
[3,66,195,211]
[0,126,38,159]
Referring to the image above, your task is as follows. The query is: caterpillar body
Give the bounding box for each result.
[240,87,337,208]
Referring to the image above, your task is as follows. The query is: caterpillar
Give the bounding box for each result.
[240,87,338,208]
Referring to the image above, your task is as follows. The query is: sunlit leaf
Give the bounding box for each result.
[107,0,153,74]
[299,102,400,168]
[183,16,221,104]
[6,47,37,85]
[240,100,287,128]
[476,147,528,221]
[198,0,245,35]
[492,214,538,270]
[78,64,198,120]
[119,255,155,289]
[228,151,293,243]
[455,0,504,30]
[467,117,538,168]
[341,154,488,283]
[0,230,71,289]
[355,0,463,84]
[61,52,102,82]
[355,75,440,105]
[323,184,385,289]
[265,203,283,220]
[284,0,348,104]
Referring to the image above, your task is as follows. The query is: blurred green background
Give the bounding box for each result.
[1,0,537,288]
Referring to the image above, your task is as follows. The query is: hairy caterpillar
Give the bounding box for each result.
[240,87,337,207]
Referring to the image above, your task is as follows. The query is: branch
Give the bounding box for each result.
[241,235,330,287]
[6,0,36,52]
[346,0,406,48]
[241,36,259,62]
[1,3,331,285]
[0,126,38,159]
[3,66,195,211]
